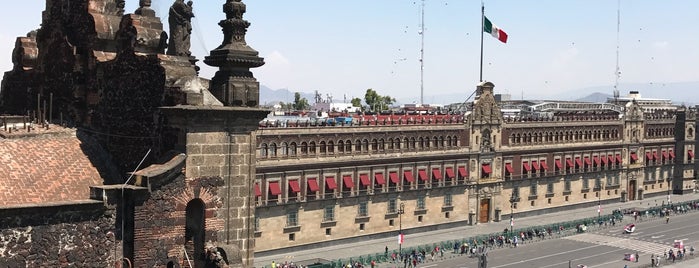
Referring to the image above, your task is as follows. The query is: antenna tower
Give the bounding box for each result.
[613,0,621,104]
[419,0,425,106]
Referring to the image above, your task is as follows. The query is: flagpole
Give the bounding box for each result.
[479,2,484,82]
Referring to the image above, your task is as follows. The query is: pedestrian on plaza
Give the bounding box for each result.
[635,251,639,262]
[370,260,376,268]
[271,261,277,268]
[651,254,655,267]
[385,245,388,257]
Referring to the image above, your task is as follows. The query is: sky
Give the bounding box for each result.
[1,0,698,104]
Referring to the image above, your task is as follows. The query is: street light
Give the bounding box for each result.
[597,189,601,224]
[398,202,405,255]
[509,193,516,236]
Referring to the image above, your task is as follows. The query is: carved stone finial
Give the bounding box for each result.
[135,0,156,17]
[204,0,264,107]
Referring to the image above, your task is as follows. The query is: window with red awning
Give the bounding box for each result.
[307,178,319,192]
[343,175,354,189]
[432,168,442,180]
[688,150,694,158]
[584,157,592,166]
[653,151,659,160]
[522,161,531,172]
[593,156,600,165]
[325,177,337,190]
[445,167,455,179]
[482,164,492,174]
[531,161,539,171]
[555,159,563,169]
[458,166,467,177]
[575,157,583,168]
[389,172,400,184]
[254,183,261,197]
[360,174,371,186]
[269,181,282,195]
[662,151,669,160]
[505,163,514,173]
[645,152,652,160]
[616,154,623,164]
[289,180,301,193]
[418,170,429,181]
[631,152,639,161]
[404,171,415,182]
[374,173,385,185]
[540,160,548,170]
[669,150,675,159]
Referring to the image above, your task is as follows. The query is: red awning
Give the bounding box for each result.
[575,158,583,167]
[445,167,455,179]
[307,178,319,192]
[289,180,301,193]
[645,152,652,160]
[653,151,659,160]
[593,156,600,165]
[360,174,371,186]
[584,157,592,166]
[389,172,400,183]
[458,166,467,177]
[254,183,261,197]
[404,171,415,182]
[540,160,548,170]
[631,153,639,161]
[432,168,443,180]
[662,151,669,160]
[343,175,355,189]
[418,170,429,181]
[689,150,694,158]
[669,150,675,159]
[601,155,608,165]
[616,154,623,164]
[325,177,337,190]
[482,164,492,174]
[522,161,531,172]
[375,173,386,185]
[555,159,563,169]
[608,155,615,164]
[269,182,282,195]
[531,161,540,171]
[566,159,574,168]
[505,163,514,173]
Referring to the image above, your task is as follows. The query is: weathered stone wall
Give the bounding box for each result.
[0,203,117,267]
[130,175,226,267]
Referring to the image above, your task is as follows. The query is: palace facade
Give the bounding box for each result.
[252,82,697,253]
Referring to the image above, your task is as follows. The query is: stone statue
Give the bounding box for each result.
[135,0,156,17]
[167,0,195,56]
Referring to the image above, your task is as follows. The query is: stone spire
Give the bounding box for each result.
[204,0,265,107]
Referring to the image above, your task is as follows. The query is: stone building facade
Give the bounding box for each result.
[252,82,697,254]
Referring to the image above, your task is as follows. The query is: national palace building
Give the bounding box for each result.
[252,82,697,254]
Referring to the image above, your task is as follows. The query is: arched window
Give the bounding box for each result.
[363,139,369,151]
[346,140,352,152]
[355,139,362,152]
[270,143,277,157]
[280,142,288,156]
[289,142,297,156]
[320,141,327,154]
[338,140,345,153]
[327,141,334,154]
[372,139,378,151]
[309,141,317,154]
[260,143,268,158]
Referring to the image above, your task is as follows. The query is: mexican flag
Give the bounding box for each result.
[483,16,508,43]
[398,233,404,244]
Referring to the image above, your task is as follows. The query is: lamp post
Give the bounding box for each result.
[597,189,601,224]
[398,202,405,255]
[509,194,516,236]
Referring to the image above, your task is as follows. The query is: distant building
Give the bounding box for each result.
[608,91,676,114]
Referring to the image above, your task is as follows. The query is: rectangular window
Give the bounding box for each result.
[582,178,589,189]
[512,186,520,198]
[564,179,571,192]
[547,181,554,194]
[417,195,426,210]
[388,199,397,213]
[324,205,335,222]
[444,193,453,207]
[254,217,260,232]
[358,201,368,217]
[530,182,537,196]
[287,209,298,227]
[595,178,602,189]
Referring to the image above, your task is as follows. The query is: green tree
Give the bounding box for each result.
[364,88,395,112]
[351,97,363,111]
[292,92,310,110]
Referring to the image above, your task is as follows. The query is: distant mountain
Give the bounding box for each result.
[575,92,612,103]
[260,85,315,106]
